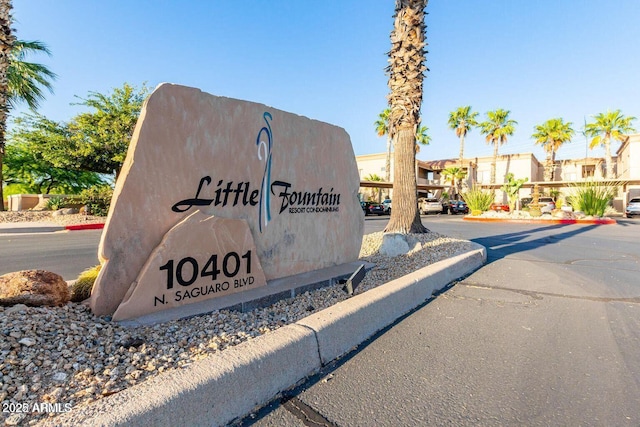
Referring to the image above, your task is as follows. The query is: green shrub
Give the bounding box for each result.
[71,264,101,302]
[568,180,620,217]
[462,185,494,213]
[80,185,114,216]
[45,195,67,211]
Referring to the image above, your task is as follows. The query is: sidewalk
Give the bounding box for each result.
[0,221,104,234]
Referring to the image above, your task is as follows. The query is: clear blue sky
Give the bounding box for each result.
[11,1,640,162]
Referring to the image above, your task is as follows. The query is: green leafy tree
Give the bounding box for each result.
[68,82,149,178]
[3,140,104,194]
[374,108,392,182]
[585,109,636,179]
[384,0,428,234]
[479,109,517,185]
[8,83,147,181]
[532,118,575,182]
[448,106,478,167]
[500,173,528,211]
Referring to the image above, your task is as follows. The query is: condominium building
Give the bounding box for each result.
[357,133,640,211]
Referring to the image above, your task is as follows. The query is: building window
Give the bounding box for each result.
[582,165,595,178]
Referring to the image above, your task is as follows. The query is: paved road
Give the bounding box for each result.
[0,215,451,280]
[0,229,102,280]
[239,216,640,426]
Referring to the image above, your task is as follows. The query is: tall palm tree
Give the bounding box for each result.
[532,118,574,182]
[384,0,428,234]
[479,109,517,185]
[415,124,430,152]
[374,108,392,182]
[584,109,636,179]
[0,0,14,211]
[447,106,478,167]
[0,35,56,210]
[7,40,56,109]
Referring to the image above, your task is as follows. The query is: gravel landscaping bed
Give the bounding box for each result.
[0,220,474,426]
[0,211,106,227]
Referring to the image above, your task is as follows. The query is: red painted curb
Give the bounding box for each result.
[65,223,105,231]
[463,216,617,225]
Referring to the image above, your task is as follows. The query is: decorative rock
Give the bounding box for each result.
[552,210,576,219]
[379,233,415,257]
[18,338,36,347]
[4,413,26,426]
[52,208,79,216]
[0,270,70,307]
[52,372,67,382]
[91,83,363,315]
[112,211,267,321]
[4,303,28,314]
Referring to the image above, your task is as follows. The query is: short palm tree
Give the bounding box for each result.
[585,110,636,179]
[374,108,392,182]
[448,106,478,167]
[384,0,428,234]
[441,166,466,200]
[479,109,517,185]
[532,118,574,182]
[364,173,384,202]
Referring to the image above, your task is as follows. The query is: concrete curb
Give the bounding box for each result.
[0,222,104,234]
[463,216,616,225]
[64,223,105,231]
[298,246,486,365]
[42,243,486,427]
[0,224,64,234]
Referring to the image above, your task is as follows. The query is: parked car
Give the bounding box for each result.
[448,200,469,215]
[626,198,640,218]
[382,199,392,214]
[419,198,446,215]
[538,197,556,213]
[361,201,385,216]
[490,203,510,212]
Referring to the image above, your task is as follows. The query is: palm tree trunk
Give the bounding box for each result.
[604,136,613,179]
[490,141,498,184]
[0,0,13,211]
[544,153,552,182]
[385,135,391,182]
[384,128,427,234]
[458,135,465,167]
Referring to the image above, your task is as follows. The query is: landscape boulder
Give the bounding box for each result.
[0,270,70,307]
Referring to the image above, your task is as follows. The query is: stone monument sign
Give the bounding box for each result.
[90,83,364,319]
